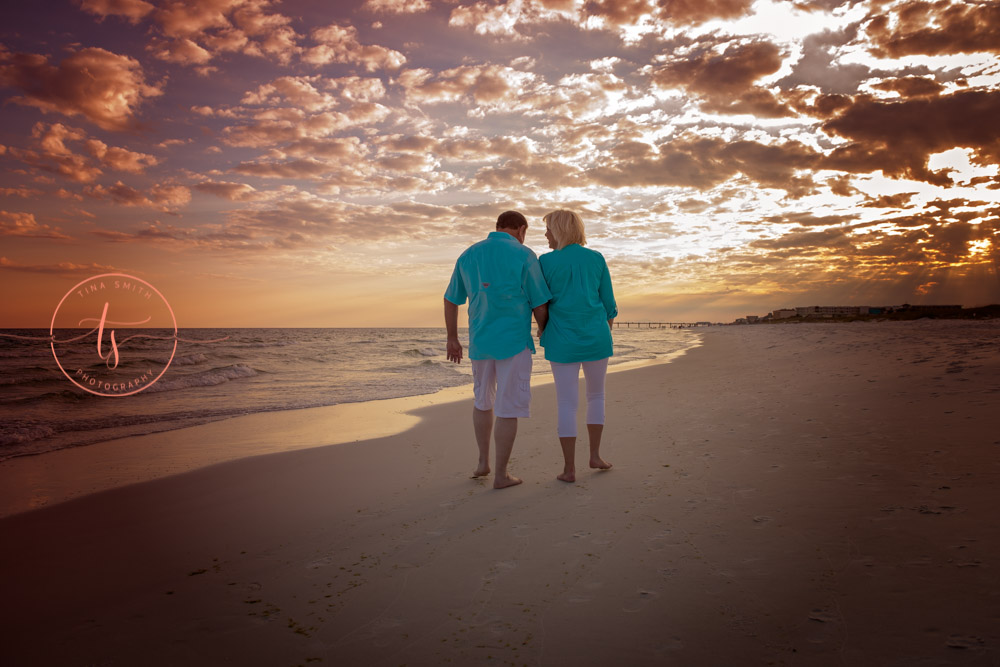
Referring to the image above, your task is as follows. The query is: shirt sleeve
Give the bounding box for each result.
[599,258,618,319]
[444,259,467,305]
[522,254,552,309]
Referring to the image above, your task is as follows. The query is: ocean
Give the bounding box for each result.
[0,327,701,461]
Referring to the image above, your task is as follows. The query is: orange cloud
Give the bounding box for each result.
[0,256,117,273]
[6,123,158,182]
[304,23,405,70]
[0,211,72,238]
[85,181,192,210]
[0,47,162,130]
[77,0,155,23]
[398,65,534,104]
[193,180,267,201]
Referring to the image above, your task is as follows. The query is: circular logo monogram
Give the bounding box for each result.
[50,273,177,397]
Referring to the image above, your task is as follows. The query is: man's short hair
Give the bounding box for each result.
[496,210,528,230]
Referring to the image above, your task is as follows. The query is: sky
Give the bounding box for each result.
[1,0,998,327]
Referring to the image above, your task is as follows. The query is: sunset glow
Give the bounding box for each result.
[1,0,998,326]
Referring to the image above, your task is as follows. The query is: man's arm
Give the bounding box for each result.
[444,298,463,363]
[533,302,549,336]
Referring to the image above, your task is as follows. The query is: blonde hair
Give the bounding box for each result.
[543,209,586,250]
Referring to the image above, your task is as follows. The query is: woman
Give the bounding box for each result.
[538,210,617,482]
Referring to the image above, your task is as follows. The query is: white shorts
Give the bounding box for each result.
[471,347,532,418]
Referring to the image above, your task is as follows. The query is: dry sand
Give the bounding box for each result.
[2,320,998,666]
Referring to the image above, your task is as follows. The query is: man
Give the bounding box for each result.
[444,210,551,489]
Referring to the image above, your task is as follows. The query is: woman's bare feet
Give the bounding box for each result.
[557,470,576,483]
[589,457,612,470]
[472,466,490,478]
[494,474,522,489]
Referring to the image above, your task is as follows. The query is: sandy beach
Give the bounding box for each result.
[2,320,998,666]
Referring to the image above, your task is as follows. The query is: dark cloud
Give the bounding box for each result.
[868,1,1000,57]
[588,134,818,196]
[655,0,755,24]
[777,24,871,95]
[821,89,1000,184]
[871,76,945,98]
[650,40,792,117]
[861,192,918,208]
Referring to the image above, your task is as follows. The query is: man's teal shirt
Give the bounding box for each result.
[445,232,552,361]
[538,243,618,363]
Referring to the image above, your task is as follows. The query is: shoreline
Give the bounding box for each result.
[0,337,702,518]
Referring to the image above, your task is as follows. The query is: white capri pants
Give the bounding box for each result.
[549,357,609,438]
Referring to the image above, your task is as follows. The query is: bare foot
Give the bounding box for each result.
[590,458,612,470]
[494,475,523,489]
[557,471,576,483]
[472,466,490,478]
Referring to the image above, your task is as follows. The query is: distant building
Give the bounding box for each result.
[746,315,760,323]
[795,306,869,318]
[772,308,797,319]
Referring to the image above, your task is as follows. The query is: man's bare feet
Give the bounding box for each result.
[472,466,490,478]
[590,457,612,470]
[557,470,576,483]
[493,475,522,489]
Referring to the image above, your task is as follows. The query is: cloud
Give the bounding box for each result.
[5,123,159,182]
[84,139,159,173]
[85,181,192,209]
[650,40,793,117]
[0,256,117,273]
[0,211,72,238]
[232,157,335,179]
[398,64,536,105]
[194,180,268,201]
[870,75,945,98]
[221,103,389,148]
[0,47,162,130]
[303,23,405,70]
[867,1,1000,57]
[821,88,1000,184]
[587,133,819,196]
[149,37,214,64]
[242,76,339,111]
[655,0,756,24]
[77,0,155,23]
[362,0,431,13]
[92,0,303,67]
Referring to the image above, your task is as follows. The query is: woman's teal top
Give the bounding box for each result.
[539,244,618,363]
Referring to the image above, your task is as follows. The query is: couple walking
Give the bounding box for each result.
[444,210,617,489]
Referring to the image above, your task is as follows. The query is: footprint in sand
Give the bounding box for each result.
[808,609,838,623]
[511,523,530,537]
[946,635,985,649]
[752,515,772,527]
[623,588,659,613]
